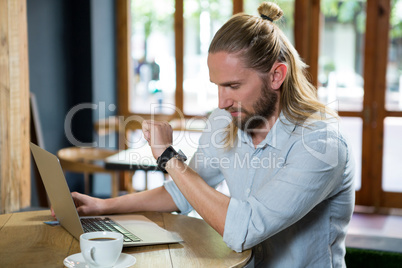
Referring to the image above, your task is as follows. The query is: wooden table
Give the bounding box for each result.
[0,210,251,267]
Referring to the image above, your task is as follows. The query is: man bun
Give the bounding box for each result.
[257,2,283,22]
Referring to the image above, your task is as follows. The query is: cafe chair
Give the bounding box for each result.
[57,147,129,197]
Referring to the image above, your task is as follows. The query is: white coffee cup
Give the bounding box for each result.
[80,231,123,268]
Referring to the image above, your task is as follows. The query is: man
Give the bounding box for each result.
[69,2,355,267]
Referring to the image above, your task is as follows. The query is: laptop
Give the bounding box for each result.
[30,142,182,247]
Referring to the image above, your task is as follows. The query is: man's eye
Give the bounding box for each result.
[230,84,240,89]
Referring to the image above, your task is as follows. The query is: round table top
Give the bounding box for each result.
[0,210,251,267]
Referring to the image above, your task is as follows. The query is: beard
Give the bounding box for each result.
[228,80,278,132]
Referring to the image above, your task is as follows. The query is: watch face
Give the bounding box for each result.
[177,150,187,162]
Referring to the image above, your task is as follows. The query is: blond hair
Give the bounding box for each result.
[209,2,337,147]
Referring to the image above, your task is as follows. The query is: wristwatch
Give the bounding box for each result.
[157,146,187,173]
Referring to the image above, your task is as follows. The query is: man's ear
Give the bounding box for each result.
[270,62,287,90]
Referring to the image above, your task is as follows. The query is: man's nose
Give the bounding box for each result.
[218,87,234,109]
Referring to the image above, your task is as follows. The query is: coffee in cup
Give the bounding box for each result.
[80,231,123,267]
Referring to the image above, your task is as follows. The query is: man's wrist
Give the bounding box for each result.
[100,198,112,215]
[165,156,180,172]
[157,146,187,173]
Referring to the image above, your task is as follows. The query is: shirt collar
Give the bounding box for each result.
[238,112,297,150]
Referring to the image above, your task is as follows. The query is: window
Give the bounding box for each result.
[382,0,402,198]
[183,0,233,115]
[318,0,367,193]
[120,0,295,118]
[130,0,175,115]
[116,0,402,209]
[385,0,402,112]
[318,0,366,112]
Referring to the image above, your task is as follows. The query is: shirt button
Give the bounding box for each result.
[246,188,251,194]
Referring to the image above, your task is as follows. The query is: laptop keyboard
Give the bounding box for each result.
[81,217,141,243]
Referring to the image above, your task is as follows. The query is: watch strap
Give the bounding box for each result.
[157,146,187,173]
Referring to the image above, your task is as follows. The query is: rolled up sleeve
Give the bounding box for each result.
[222,128,349,252]
[223,198,252,252]
[164,180,194,214]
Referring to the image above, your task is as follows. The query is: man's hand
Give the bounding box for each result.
[71,192,106,216]
[51,192,105,218]
[142,120,173,159]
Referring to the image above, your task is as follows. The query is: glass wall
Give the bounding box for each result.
[382,117,402,192]
[130,0,175,114]
[385,0,402,111]
[341,117,362,190]
[383,0,402,193]
[183,0,233,115]
[318,0,366,112]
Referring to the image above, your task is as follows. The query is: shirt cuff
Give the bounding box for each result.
[163,180,193,214]
[223,198,251,252]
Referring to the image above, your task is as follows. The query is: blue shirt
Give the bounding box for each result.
[164,109,355,267]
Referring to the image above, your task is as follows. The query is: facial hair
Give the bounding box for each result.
[229,80,278,132]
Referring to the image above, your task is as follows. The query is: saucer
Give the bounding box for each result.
[64,252,136,268]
